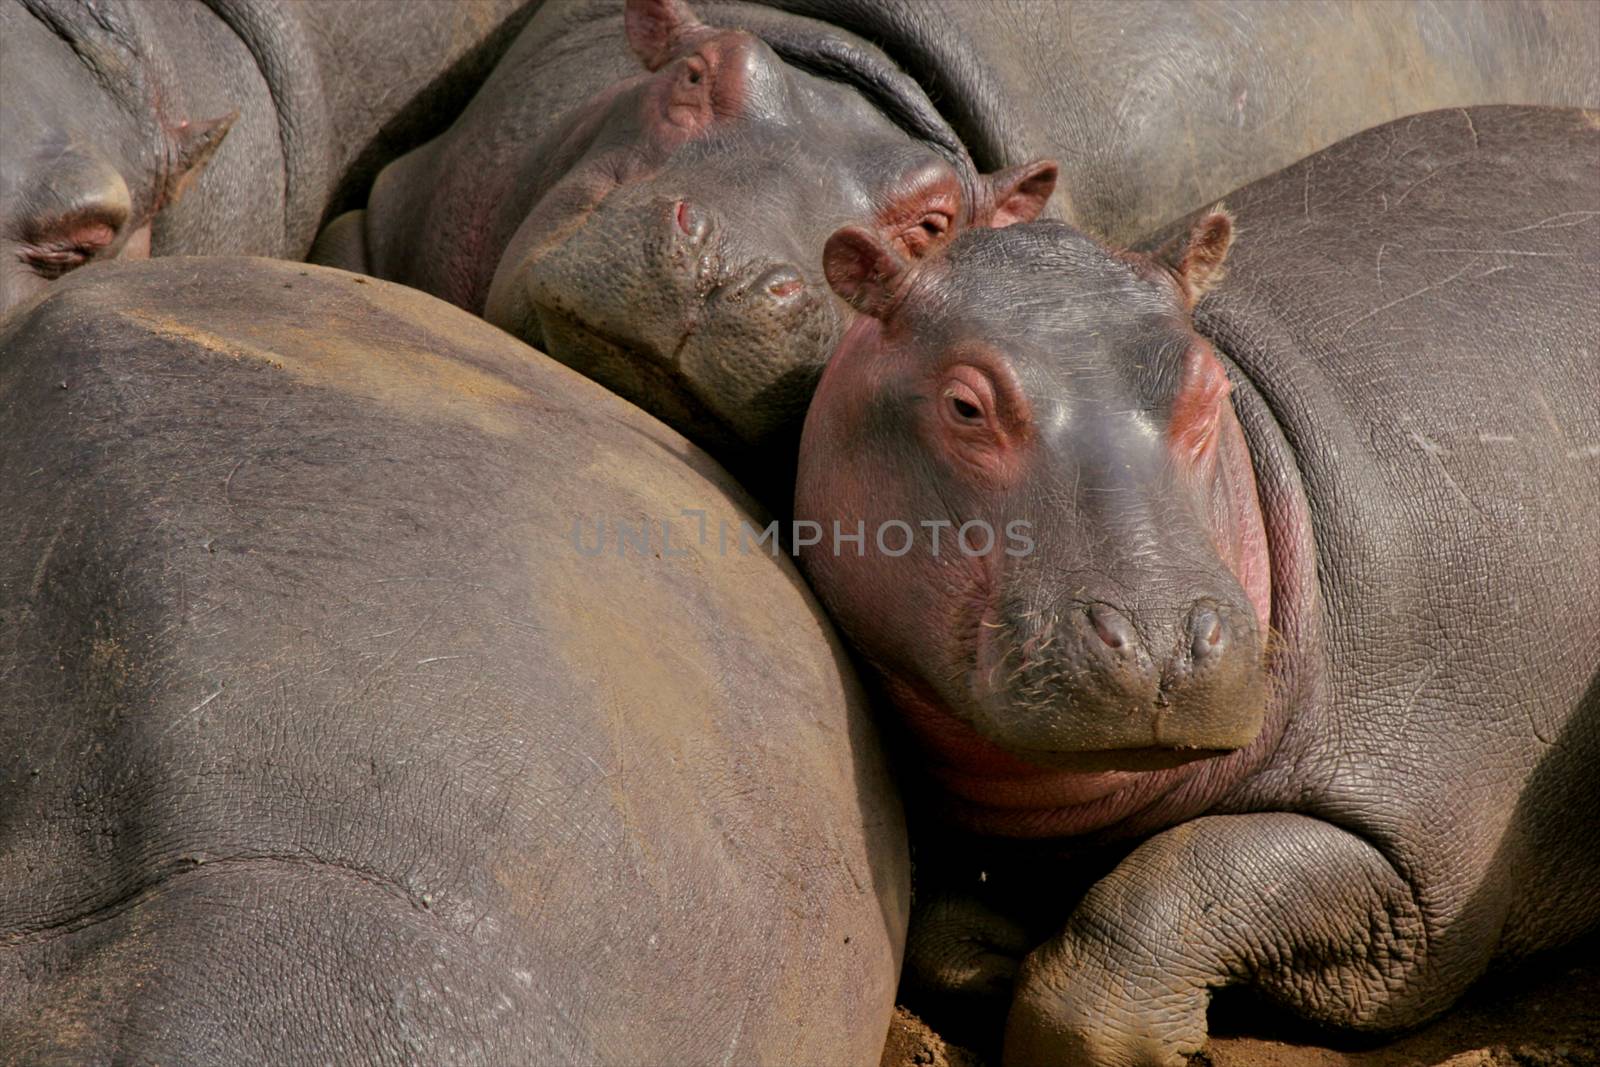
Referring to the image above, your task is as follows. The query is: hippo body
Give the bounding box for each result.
[793,105,1600,1064]
[0,258,906,1064]
[769,0,1600,242]
[0,0,536,313]
[322,0,1599,477]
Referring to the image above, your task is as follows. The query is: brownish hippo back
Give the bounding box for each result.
[0,257,906,1065]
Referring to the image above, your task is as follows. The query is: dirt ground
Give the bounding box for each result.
[881,943,1600,1067]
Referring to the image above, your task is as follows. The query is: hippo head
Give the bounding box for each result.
[0,0,231,316]
[483,0,1057,460]
[795,213,1274,832]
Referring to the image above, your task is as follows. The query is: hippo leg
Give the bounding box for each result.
[904,892,1031,1044]
[1003,814,1463,1067]
[307,209,369,271]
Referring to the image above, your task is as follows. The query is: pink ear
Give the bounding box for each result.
[625,0,706,71]
[981,159,1059,228]
[824,226,908,319]
[1155,206,1235,306]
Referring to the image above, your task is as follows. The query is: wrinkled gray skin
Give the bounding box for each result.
[794,106,1600,1065]
[320,0,1599,480]
[0,257,907,1065]
[769,0,1600,242]
[0,0,536,314]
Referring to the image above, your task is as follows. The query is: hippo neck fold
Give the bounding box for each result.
[697,1,981,199]
[705,5,968,152]
[744,0,1024,177]
[1192,306,1331,813]
[198,0,333,255]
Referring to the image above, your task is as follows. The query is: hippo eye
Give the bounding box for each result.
[682,56,707,85]
[21,247,88,279]
[943,383,985,424]
[19,220,118,280]
[20,241,96,280]
[900,212,952,257]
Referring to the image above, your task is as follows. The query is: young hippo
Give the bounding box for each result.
[794,105,1600,1065]
[316,0,1057,472]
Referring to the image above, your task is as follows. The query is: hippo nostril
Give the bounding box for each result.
[673,200,708,242]
[761,266,806,300]
[1189,607,1227,663]
[1087,604,1135,653]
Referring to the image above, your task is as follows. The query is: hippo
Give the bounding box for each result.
[793,105,1600,1065]
[317,0,1599,482]
[313,0,1058,475]
[0,0,537,315]
[0,257,906,1064]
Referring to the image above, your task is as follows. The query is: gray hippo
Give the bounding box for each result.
[793,105,1600,1065]
[0,257,906,1064]
[0,0,537,314]
[319,0,1599,478]
[313,0,1058,472]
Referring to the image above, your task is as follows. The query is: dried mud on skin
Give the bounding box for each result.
[881,947,1600,1067]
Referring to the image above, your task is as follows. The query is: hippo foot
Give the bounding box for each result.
[1003,930,1209,1067]
[904,893,1031,1044]
[996,813,1449,1066]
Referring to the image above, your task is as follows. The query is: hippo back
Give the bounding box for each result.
[1166,105,1600,960]
[770,0,1600,241]
[0,259,906,1064]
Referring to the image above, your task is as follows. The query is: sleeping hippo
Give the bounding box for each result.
[0,0,536,315]
[793,105,1600,1064]
[318,0,1599,480]
[0,257,906,1064]
[313,0,1057,472]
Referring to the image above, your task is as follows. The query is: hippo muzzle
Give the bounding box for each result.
[507,189,837,455]
[970,581,1268,764]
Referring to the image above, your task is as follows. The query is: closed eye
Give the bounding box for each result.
[20,225,117,279]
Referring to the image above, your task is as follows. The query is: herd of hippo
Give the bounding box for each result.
[2,0,1597,1064]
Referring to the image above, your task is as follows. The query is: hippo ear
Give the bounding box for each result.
[824,226,908,319]
[160,111,237,208]
[1155,206,1235,306]
[980,159,1059,228]
[625,0,708,71]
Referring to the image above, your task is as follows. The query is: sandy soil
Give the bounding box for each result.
[882,944,1600,1067]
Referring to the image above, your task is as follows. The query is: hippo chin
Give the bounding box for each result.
[318,0,1056,475]
[795,106,1600,1064]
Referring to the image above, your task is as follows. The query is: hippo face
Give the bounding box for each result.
[796,214,1274,810]
[0,1,229,316]
[484,0,1056,459]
